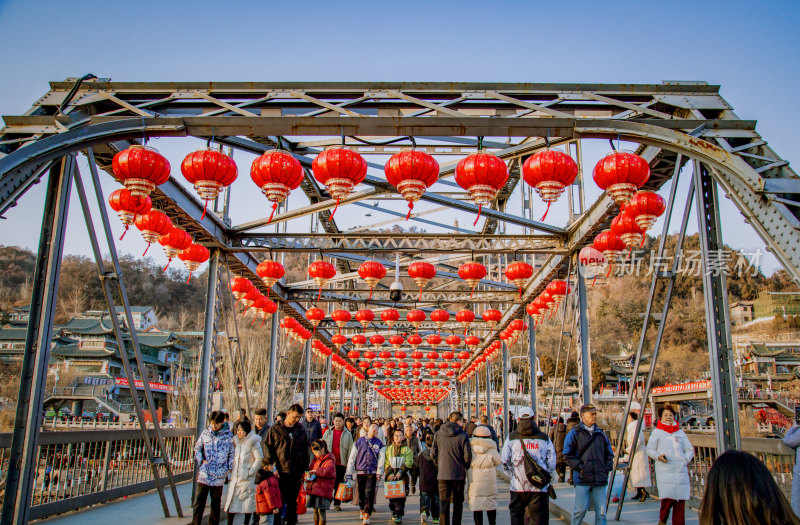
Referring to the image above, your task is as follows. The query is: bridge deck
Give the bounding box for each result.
[38,478,699,524]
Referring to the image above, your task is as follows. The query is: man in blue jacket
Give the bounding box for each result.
[346,423,385,525]
[562,404,614,525]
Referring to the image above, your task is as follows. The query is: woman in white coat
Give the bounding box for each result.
[224,420,264,524]
[622,411,651,502]
[468,426,502,525]
[646,404,693,525]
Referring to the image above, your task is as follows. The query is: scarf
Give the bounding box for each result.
[656,420,680,434]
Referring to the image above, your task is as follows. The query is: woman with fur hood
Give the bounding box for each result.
[224,420,264,524]
[468,426,502,525]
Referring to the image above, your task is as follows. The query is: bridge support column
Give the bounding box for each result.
[529,319,537,415]
[324,354,332,420]
[266,313,279,423]
[502,342,509,439]
[303,339,312,409]
[577,267,592,405]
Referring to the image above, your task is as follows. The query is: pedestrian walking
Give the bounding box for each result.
[622,411,651,502]
[379,428,414,524]
[549,416,568,483]
[469,426,502,525]
[193,411,235,525]
[322,412,354,511]
[302,408,323,443]
[646,404,693,525]
[224,420,264,524]
[699,450,799,525]
[255,459,282,524]
[783,420,800,516]
[563,404,614,525]
[253,408,270,457]
[306,440,337,525]
[431,411,472,525]
[346,423,384,525]
[402,423,422,494]
[479,416,499,450]
[564,411,580,485]
[501,408,556,525]
[264,404,309,525]
[416,433,440,525]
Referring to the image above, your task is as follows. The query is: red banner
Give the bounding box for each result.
[115,377,176,394]
[651,380,711,395]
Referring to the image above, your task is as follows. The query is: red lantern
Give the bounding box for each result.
[408,261,436,300]
[510,319,527,332]
[465,336,480,352]
[592,151,650,206]
[430,309,450,332]
[406,310,426,330]
[545,280,571,309]
[611,212,645,249]
[505,261,533,298]
[352,334,367,349]
[108,188,151,240]
[308,260,336,300]
[426,334,442,351]
[446,335,461,351]
[454,152,509,225]
[250,150,304,223]
[112,145,171,198]
[626,190,666,233]
[381,309,400,329]
[482,309,502,330]
[390,335,405,350]
[408,334,423,352]
[358,260,387,300]
[579,246,607,283]
[385,150,439,220]
[158,226,192,271]
[458,262,487,297]
[522,149,579,220]
[305,308,326,328]
[257,260,285,294]
[252,296,278,326]
[178,243,210,283]
[230,277,255,302]
[181,149,238,219]
[331,309,352,331]
[456,309,475,335]
[134,210,172,256]
[592,230,626,272]
[332,334,347,350]
[356,309,375,330]
[370,334,385,351]
[312,148,368,218]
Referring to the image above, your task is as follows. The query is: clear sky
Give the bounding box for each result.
[1,0,798,276]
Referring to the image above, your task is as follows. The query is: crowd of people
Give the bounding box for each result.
[191,402,800,525]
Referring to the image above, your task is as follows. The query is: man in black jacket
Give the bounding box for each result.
[562,404,614,525]
[549,416,568,482]
[301,408,322,442]
[431,411,472,525]
[264,404,308,525]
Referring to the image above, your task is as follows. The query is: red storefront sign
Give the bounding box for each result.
[115,377,176,394]
[651,380,711,395]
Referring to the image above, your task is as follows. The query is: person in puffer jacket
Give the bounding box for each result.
[469,426,502,525]
[346,423,385,524]
[306,440,337,525]
[563,404,614,525]
[254,459,282,523]
[378,429,414,524]
[500,410,556,525]
[193,411,235,525]
[224,420,264,524]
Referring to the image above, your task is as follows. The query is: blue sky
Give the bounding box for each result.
[1,0,798,276]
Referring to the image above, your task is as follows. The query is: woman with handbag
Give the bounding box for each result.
[468,426,502,525]
[378,428,413,524]
[305,440,337,525]
[223,420,263,524]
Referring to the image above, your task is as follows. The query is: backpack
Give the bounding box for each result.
[517,436,552,489]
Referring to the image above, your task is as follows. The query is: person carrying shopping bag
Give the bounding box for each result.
[378,428,414,524]
[305,440,337,525]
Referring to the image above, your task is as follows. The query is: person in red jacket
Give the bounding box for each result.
[306,440,337,525]
[254,459,282,523]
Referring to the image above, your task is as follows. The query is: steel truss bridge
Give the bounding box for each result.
[1,79,799,523]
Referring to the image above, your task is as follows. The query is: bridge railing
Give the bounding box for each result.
[0,427,196,520]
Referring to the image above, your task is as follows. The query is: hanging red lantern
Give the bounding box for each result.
[378,350,392,360]
[396,351,407,361]
[356,309,375,330]
[230,277,255,302]
[522,149,579,220]
[406,309,426,330]
[256,260,285,294]
[385,150,439,220]
[510,319,527,332]
[390,335,405,350]
[426,334,442,351]
[465,336,480,352]
[134,210,172,256]
[446,335,461,351]
[454,152,509,225]
[158,226,192,271]
[592,229,626,274]
[457,262,487,297]
[240,287,261,311]
[305,308,326,328]
[482,309,502,330]
[181,149,238,219]
[545,280,571,309]
[178,243,210,283]
[592,151,650,206]
[358,260,387,300]
[408,261,436,300]
[456,309,475,335]
[611,212,645,249]
[579,246,607,284]
[526,302,543,325]
[332,334,347,350]
[112,145,171,198]
[430,310,450,332]
[308,260,336,300]
[381,309,400,329]
[505,261,533,299]
[252,296,278,326]
[108,188,151,240]
[626,190,666,233]
[331,309,352,331]
[352,334,367,349]
[312,148,368,219]
[250,150,304,223]
[408,334,423,352]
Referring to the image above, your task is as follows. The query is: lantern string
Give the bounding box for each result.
[329,198,340,221]
[540,201,552,221]
[201,200,208,220]
[267,202,278,224]
[119,225,129,241]
[142,243,151,256]
[185,272,192,285]
[473,204,482,226]
[406,201,413,221]
[163,259,172,272]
